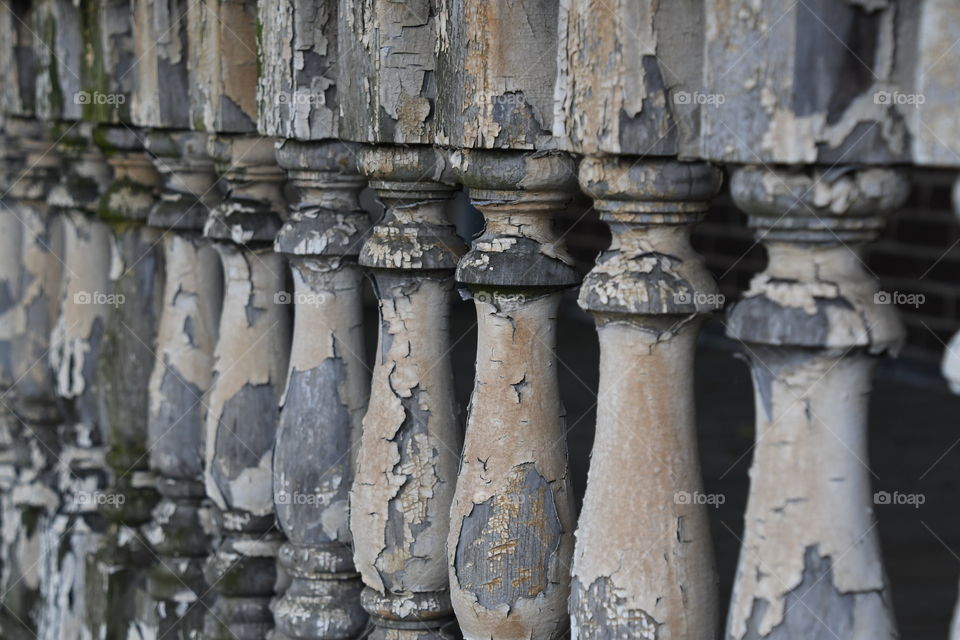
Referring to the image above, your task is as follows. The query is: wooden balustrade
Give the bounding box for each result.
[3,1,960,638]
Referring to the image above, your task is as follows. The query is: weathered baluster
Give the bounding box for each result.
[128,0,222,632]
[434,5,581,637]
[723,167,908,639]
[700,3,916,638]
[188,0,291,632]
[45,122,115,639]
[256,0,370,633]
[348,146,465,640]
[269,141,369,640]
[136,130,223,637]
[202,134,290,640]
[0,115,63,639]
[551,1,725,637]
[338,1,466,636]
[88,125,165,638]
[446,152,579,640]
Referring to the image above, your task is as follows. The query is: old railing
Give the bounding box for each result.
[0,1,956,639]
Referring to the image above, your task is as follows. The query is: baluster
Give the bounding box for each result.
[45,121,114,639]
[269,140,370,640]
[550,1,725,636]
[202,133,290,640]
[348,146,465,640]
[1,115,63,638]
[698,3,916,637]
[137,130,223,637]
[723,167,907,639]
[433,3,581,636]
[187,0,291,632]
[338,0,467,635]
[256,0,370,633]
[87,124,165,638]
[445,151,579,640]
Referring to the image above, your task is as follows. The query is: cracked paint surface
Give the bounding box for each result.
[449,293,574,640]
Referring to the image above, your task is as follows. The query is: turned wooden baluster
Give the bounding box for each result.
[188,0,291,632]
[338,0,467,635]
[348,146,465,640]
[445,151,579,640]
[44,121,114,639]
[573,159,723,640]
[551,1,724,637]
[128,0,222,632]
[0,116,63,638]
[135,130,223,637]
[699,4,916,637]
[257,0,370,633]
[202,134,290,640]
[269,141,370,640]
[435,4,583,637]
[88,125,165,638]
[724,167,908,639]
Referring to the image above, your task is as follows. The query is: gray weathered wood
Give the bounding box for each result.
[350,145,465,640]
[270,140,370,640]
[700,0,917,166]
[202,133,290,640]
[725,165,908,640]
[0,114,64,639]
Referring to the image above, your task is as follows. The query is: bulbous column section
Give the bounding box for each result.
[447,150,579,640]
[724,166,909,640]
[350,145,466,640]
[202,133,290,640]
[135,130,223,638]
[86,124,164,640]
[44,122,114,639]
[269,140,371,640]
[569,157,722,640]
[1,117,63,639]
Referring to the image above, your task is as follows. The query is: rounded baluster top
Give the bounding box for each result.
[146,130,222,231]
[452,148,580,288]
[729,165,910,244]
